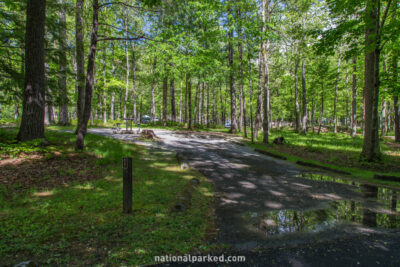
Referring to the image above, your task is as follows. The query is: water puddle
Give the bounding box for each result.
[242,173,400,236]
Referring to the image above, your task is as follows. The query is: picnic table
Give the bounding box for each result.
[122,118,141,134]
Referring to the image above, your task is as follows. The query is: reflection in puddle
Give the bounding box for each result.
[242,173,400,236]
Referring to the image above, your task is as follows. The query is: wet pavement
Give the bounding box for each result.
[87,128,400,265]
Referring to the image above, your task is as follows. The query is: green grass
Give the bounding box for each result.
[0,128,215,265]
[244,128,400,187]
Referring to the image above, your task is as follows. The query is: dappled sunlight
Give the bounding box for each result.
[33,190,54,197]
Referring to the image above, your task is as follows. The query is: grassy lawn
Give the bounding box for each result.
[0,128,215,265]
[244,128,400,186]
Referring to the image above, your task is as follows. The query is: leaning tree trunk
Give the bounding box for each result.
[75,0,98,150]
[58,0,69,126]
[17,0,46,141]
[351,57,357,137]
[301,58,307,135]
[361,0,381,161]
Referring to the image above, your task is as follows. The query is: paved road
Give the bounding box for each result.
[88,128,400,266]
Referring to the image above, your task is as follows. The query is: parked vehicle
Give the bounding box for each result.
[225,120,231,129]
[141,115,151,123]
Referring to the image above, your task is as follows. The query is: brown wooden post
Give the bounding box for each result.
[123,157,132,213]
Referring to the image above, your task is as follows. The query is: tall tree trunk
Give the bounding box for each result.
[361,0,381,161]
[75,0,98,150]
[187,74,192,129]
[392,45,399,142]
[219,84,224,125]
[170,76,176,122]
[184,77,188,124]
[261,0,270,144]
[58,0,69,126]
[318,82,324,134]
[394,95,400,142]
[102,51,107,124]
[294,58,300,133]
[228,2,238,133]
[334,50,341,133]
[150,57,156,121]
[123,13,129,119]
[17,0,46,141]
[179,79,183,123]
[162,76,168,126]
[206,83,210,127]
[301,58,307,134]
[75,0,85,133]
[381,100,387,136]
[254,51,263,140]
[351,57,358,137]
[212,85,216,125]
[131,42,137,121]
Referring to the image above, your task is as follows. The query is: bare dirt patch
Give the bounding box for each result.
[0,151,103,193]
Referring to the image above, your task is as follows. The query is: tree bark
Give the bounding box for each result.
[361,0,381,161]
[131,42,137,121]
[334,50,341,133]
[58,0,69,126]
[228,2,238,133]
[102,51,107,124]
[187,73,192,129]
[75,0,85,132]
[150,57,156,121]
[318,82,324,134]
[162,76,168,126]
[294,58,300,133]
[254,51,263,140]
[170,77,176,122]
[351,57,357,137]
[394,95,400,142]
[17,0,46,141]
[179,79,183,123]
[261,0,270,144]
[123,13,129,119]
[301,58,307,134]
[75,0,98,150]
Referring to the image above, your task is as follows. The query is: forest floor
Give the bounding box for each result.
[83,127,400,266]
[2,126,400,266]
[0,128,215,266]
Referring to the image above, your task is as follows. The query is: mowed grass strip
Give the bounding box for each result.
[246,128,400,186]
[0,128,215,266]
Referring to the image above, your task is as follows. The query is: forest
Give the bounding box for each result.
[1,0,400,266]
